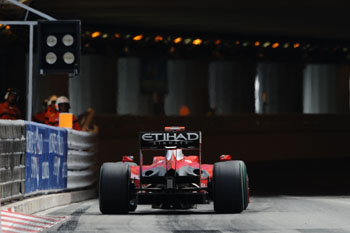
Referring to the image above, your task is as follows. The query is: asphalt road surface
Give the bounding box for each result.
[40,196,350,233]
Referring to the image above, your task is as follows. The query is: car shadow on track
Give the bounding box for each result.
[130,210,217,215]
[86,208,249,216]
[85,210,218,216]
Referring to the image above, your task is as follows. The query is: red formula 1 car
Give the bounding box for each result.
[99,127,249,214]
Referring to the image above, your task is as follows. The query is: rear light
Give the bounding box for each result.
[166,177,174,189]
[164,126,185,131]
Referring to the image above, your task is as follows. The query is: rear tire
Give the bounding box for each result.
[99,162,130,214]
[213,160,249,213]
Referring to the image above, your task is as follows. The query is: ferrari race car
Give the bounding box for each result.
[99,126,249,214]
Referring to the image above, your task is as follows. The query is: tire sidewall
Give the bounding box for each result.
[213,160,247,213]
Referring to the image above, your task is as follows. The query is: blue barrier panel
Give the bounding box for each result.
[25,122,68,194]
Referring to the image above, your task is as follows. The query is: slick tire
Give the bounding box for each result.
[213,160,249,213]
[99,162,130,214]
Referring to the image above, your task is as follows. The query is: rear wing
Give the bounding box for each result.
[140,131,202,150]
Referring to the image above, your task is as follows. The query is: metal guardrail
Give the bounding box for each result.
[67,129,97,190]
[0,120,26,203]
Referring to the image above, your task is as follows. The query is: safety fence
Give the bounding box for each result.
[0,120,97,204]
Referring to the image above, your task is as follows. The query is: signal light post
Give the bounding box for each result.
[0,0,81,121]
[38,20,81,76]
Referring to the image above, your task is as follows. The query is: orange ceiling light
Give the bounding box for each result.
[114,33,121,38]
[154,36,164,42]
[91,31,101,38]
[193,39,202,45]
[235,41,240,45]
[215,40,221,45]
[293,43,300,48]
[174,37,182,44]
[133,34,143,41]
[272,42,279,48]
[254,41,260,47]
[5,25,11,30]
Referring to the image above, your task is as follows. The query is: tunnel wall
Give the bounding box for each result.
[69,55,118,116]
[117,58,154,115]
[257,62,303,113]
[303,64,350,114]
[208,61,256,114]
[95,114,350,165]
[165,60,209,116]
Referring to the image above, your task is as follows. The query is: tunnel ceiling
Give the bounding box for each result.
[23,0,350,40]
